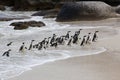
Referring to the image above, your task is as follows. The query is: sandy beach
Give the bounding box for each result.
[8,18,120,80]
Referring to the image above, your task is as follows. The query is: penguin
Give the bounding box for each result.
[19,42,25,52]
[7,42,13,46]
[2,49,11,57]
[28,40,35,50]
[67,36,73,46]
[77,29,82,35]
[80,36,86,46]
[46,37,51,48]
[86,33,91,44]
[65,31,71,40]
[92,31,99,42]
[51,41,58,48]
[72,33,79,44]
[50,34,56,44]
[38,42,43,50]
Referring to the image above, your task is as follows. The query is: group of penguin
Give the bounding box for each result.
[2,29,99,57]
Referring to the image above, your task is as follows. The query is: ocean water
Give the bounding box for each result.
[0,11,118,80]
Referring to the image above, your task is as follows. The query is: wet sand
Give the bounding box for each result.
[8,18,120,80]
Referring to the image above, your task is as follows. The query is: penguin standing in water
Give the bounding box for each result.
[46,37,51,48]
[65,31,71,40]
[77,29,82,36]
[67,36,73,46]
[2,49,11,57]
[28,40,35,50]
[38,42,43,50]
[50,34,56,45]
[92,31,99,42]
[19,42,25,52]
[80,36,86,46]
[51,41,58,48]
[73,32,79,44]
[86,33,91,44]
[7,42,13,46]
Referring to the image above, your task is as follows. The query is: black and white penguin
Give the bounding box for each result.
[50,34,56,44]
[28,40,35,50]
[86,33,91,44]
[2,49,11,57]
[38,42,43,50]
[7,42,13,46]
[19,42,25,52]
[67,36,73,46]
[80,36,86,46]
[92,31,99,42]
[65,31,71,40]
[77,29,82,35]
[51,41,58,48]
[46,37,51,48]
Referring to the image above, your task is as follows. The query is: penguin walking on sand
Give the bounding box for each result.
[86,33,91,44]
[92,31,99,42]
[2,49,11,57]
[80,36,86,46]
[7,42,13,46]
[67,36,73,46]
[19,42,25,52]
[65,31,71,40]
[28,40,35,50]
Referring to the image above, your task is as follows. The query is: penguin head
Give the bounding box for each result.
[48,37,51,39]
[8,49,11,51]
[68,31,71,33]
[84,35,86,37]
[22,42,25,44]
[79,29,82,31]
[32,40,35,42]
[88,33,91,34]
[95,31,99,33]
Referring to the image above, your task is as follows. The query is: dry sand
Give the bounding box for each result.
[8,18,120,80]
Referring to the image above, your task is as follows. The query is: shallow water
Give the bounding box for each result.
[0,11,118,80]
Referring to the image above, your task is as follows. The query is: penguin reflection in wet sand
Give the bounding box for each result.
[92,31,99,42]
[80,36,86,46]
[19,42,25,52]
[28,40,35,50]
[2,49,11,57]
[86,33,91,44]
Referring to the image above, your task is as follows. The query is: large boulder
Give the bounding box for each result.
[32,9,60,18]
[56,1,117,22]
[116,5,120,14]
[10,21,45,30]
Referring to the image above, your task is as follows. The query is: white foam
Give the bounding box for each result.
[0,11,115,80]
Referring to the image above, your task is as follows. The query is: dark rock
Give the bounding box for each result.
[56,1,117,22]
[116,5,120,14]
[10,21,45,30]
[32,9,60,18]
